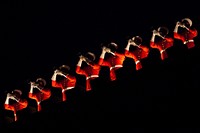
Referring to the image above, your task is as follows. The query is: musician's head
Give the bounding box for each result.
[107,42,118,52]
[157,27,169,37]
[58,65,70,75]
[85,52,96,64]
[181,18,192,28]
[11,89,22,98]
[132,36,142,45]
[36,78,46,87]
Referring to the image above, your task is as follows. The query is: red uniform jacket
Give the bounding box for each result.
[52,74,76,101]
[150,37,174,60]
[125,45,149,70]
[76,63,101,91]
[99,52,125,81]
[174,28,198,49]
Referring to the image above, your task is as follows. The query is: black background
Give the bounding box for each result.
[1,0,200,132]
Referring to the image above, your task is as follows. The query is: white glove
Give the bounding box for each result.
[30,82,39,88]
[56,71,64,76]
[128,39,132,45]
[102,46,107,51]
[7,93,12,98]
[54,69,60,74]
[176,21,181,26]
[54,69,64,76]
[79,55,86,61]
[105,47,111,53]
[130,41,137,47]
[153,30,160,36]
[179,23,185,28]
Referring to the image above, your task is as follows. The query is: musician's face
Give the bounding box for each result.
[182,21,190,28]
[35,81,43,87]
[12,91,20,97]
[134,37,142,45]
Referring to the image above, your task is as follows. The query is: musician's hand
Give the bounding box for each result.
[56,71,64,76]
[54,69,59,74]
[105,48,111,53]
[153,30,159,36]
[129,41,135,46]
[30,81,38,87]
[179,23,185,28]
[176,21,181,26]
[102,46,106,50]
[79,55,86,61]
[7,93,13,98]
[30,81,35,85]
[128,39,132,44]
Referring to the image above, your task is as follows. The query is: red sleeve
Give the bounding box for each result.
[52,80,62,88]
[115,52,125,58]
[98,58,104,65]
[150,41,156,48]
[76,66,87,76]
[124,49,132,58]
[174,32,183,40]
[189,29,198,38]
[139,45,149,53]
[165,37,174,43]
[66,74,76,82]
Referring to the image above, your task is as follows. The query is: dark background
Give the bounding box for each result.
[1,0,200,132]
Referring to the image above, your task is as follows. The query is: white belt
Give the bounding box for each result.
[184,39,194,44]
[136,60,140,64]
[160,49,166,54]
[86,75,99,80]
[63,86,75,92]
[110,65,123,70]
